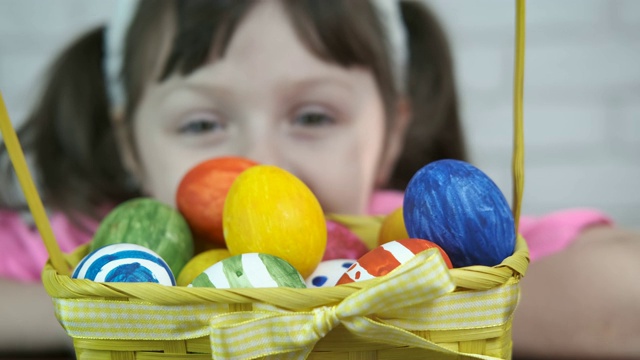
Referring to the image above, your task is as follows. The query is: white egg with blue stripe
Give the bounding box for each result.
[72,243,176,286]
[189,253,306,289]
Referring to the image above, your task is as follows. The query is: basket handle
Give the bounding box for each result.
[0,1,525,276]
[0,92,71,275]
[512,0,526,233]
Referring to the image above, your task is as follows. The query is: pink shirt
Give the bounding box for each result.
[1,191,612,282]
[0,209,98,282]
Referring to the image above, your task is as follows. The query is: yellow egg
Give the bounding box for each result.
[377,207,409,246]
[176,249,231,286]
[223,165,326,278]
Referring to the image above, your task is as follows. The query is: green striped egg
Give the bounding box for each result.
[189,253,306,289]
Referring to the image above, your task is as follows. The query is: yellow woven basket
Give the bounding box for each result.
[37,234,528,360]
[0,1,529,359]
[39,234,529,360]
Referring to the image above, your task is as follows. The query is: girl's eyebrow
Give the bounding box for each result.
[178,81,234,98]
[279,76,356,97]
[159,68,361,104]
[158,80,235,104]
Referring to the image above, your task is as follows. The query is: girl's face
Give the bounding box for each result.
[128,1,403,214]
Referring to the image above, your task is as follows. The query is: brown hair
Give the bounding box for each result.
[0,0,466,219]
[0,26,139,220]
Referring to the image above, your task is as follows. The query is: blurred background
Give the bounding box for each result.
[0,0,638,229]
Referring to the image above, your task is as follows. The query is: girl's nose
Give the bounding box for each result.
[241,136,285,169]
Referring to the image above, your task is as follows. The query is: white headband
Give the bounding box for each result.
[104,0,139,115]
[371,0,408,94]
[103,0,409,113]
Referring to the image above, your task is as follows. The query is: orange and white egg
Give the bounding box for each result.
[336,238,452,285]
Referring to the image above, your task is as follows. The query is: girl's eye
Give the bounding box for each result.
[178,115,225,134]
[293,110,336,127]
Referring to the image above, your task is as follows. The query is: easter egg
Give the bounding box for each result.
[90,198,194,275]
[377,207,409,246]
[72,243,175,285]
[323,220,369,261]
[336,239,452,285]
[176,157,257,247]
[176,248,232,286]
[223,165,326,278]
[305,259,355,288]
[403,159,515,268]
[189,253,306,289]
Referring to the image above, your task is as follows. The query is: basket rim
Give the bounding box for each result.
[42,235,528,309]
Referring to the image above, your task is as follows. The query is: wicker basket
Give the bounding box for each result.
[40,233,529,360]
[40,229,529,360]
[1,1,530,359]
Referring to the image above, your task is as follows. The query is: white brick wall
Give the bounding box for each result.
[1,1,639,229]
[0,0,116,123]
[427,0,640,229]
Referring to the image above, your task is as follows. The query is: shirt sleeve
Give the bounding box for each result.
[368,190,405,215]
[519,208,613,262]
[0,209,95,282]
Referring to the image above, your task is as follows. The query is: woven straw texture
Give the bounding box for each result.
[42,232,529,360]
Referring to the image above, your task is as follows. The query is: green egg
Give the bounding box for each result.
[90,197,194,275]
[190,253,306,289]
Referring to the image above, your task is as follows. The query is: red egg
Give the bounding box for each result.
[176,157,258,247]
[323,220,369,261]
[336,238,452,285]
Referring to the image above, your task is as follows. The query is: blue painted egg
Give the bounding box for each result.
[403,159,515,267]
[72,243,176,285]
[305,259,355,288]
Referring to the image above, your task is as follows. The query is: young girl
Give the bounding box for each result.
[1,0,639,358]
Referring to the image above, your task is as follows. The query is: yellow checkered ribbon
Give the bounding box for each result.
[208,249,512,360]
[53,249,519,359]
[54,299,228,340]
[379,281,519,331]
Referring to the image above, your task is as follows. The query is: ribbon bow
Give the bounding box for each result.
[209,249,498,360]
[52,248,515,359]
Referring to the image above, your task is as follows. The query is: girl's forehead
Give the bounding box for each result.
[162,2,365,90]
[154,0,380,79]
[210,1,318,68]
[126,0,394,120]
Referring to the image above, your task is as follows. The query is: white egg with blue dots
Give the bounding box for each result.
[72,243,176,286]
[305,259,355,288]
